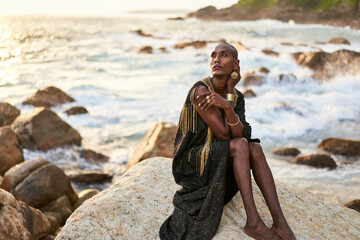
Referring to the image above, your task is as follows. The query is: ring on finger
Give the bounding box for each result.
[207,99,211,103]
[206,95,210,100]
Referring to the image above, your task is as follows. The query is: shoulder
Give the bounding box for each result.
[189,80,208,103]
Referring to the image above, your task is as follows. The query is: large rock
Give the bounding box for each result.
[64,106,88,116]
[126,122,177,169]
[329,37,350,45]
[273,147,301,157]
[318,138,360,157]
[66,169,113,184]
[22,86,75,107]
[11,108,81,151]
[292,154,337,169]
[292,50,360,79]
[1,158,78,209]
[345,199,360,213]
[72,189,100,211]
[0,102,20,127]
[0,189,51,240]
[242,89,256,98]
[174,40,207,49]
[0,127,24,176]
[79,149,109,165]
[242,72,265,86]
[56,157,360,240]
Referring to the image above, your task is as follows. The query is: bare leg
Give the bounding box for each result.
[249,142,296,240]
[230,138,278,240]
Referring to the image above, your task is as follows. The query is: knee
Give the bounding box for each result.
[230,138,249,159]
[249,142,265,160]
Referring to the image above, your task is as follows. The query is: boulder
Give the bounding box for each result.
[292,50,360,80]
[242,73,265,87]
[230,41,248,51]
[55,157,360,240]
[0,102,20,126]
[64,106,88,116]
[72,189,100,211]
[80,149,109,165]
[329,37,350,45]
[133,29,153,37]
[281,42,293,46]
[0,127,24,176]
[0,189,51,240]
[22,86,75,108]
[257,67,270,74]
[273,147,301,157]
[11,108,81,151]
[262,49,279,57]
[126,122,177,169]
[1,159,78,209]
[345,199,360,213]
[318,138,360,157]
[242,89,256,98]
[138,46,153,54]
[292,154,337,169]
[66,170,113,184]
[174,40,207,49]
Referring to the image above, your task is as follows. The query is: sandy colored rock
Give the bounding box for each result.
[292,50,360,80]
[0,127,24,176]
[80,149,109,165]
[257,66,270,73]
[126,122,177,169]
[242,89,256,98]
[242,73,265,87]
[0,175,3,186]
[138,45,153,54]
[345,199,360,213]
[133,29,153,37]
[11,108,81,151]
[0,102,20,127]
[72,189,100,211]
[174,40,207,49]
[318,137,360,157]
[329,37,350,45]
[292,154,337,169]
[1,158,49,192]
[22,86,75,107]
[230,41,248,51]
[273,147,301,157]
[0,189,51,240]
[56,157,360,240]
[64,106,88,116]
[262,49,279,57]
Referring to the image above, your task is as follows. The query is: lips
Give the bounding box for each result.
[212,65,222,70]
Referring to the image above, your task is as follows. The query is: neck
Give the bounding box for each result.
[211,75,228,96]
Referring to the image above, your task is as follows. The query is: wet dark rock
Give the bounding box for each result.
[133,29,153,37]
[64,106,88,116]
[138,45,153,54]
[292,154,337,169]
[11,108,81,151]
[345,199,360,213]
[67,170,112,184]
[0,127,24,176]
[80,149,109,165]
[274,147,301,157]
[0,102,20,127]
[22,86,75,108]
[318,138,360,157]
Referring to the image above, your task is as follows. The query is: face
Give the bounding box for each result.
[210,43,238,77]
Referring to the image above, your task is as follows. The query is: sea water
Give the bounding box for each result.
[1,13,359,204]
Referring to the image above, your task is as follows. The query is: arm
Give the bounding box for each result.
[192,86,244,140]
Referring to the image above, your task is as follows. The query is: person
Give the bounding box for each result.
[159,42,296,240]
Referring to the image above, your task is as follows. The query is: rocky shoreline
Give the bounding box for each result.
[183,4,360,29]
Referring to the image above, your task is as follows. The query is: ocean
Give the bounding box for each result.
[1,13,359,204]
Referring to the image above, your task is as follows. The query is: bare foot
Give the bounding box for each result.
[244,221,280,240]
[271,222,296,240]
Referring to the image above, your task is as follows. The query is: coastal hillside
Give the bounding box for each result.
[186,3,360,29]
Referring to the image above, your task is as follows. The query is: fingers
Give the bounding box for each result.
[198,94,215,110]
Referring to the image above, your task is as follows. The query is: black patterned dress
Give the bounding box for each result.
[159,77,259,240]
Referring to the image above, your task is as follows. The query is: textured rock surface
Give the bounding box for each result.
[1,158,78,209]
[0,102,20,127]
[126,122,177,169]
[273,147,301,157]
[292,154,337,169]
[11,108,81,151]
[22,86,75,107]
[56,157,360,240]
[0,189,51,240]
[0,127,24,175]
[72,189,100,211]
[318,137,360,157]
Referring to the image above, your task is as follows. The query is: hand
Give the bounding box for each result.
[196,87,231,111]
[227,64,241,90]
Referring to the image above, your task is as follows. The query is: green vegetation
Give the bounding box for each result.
[237,0,359,12]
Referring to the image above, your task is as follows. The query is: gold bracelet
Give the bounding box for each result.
[226,115,240,126]
[226,93,235,102]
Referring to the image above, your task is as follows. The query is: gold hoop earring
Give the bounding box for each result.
[231,71,238,79]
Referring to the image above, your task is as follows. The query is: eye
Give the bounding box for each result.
[211,52,216,58]
[221,52,227,57]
